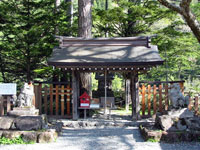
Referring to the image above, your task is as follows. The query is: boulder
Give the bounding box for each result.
[184,117,200,131]
[2,131,22,139]
[22,132,37,143]
[48,122,63,133]
[38,131,57,143]
[0,116,15,130]
[15,116,44,131]
[168,108,194,119]
[176,120,187,131]
[168,83,189,108]
[155,115,174,131]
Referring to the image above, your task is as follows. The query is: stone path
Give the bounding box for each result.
[0,126,200,150]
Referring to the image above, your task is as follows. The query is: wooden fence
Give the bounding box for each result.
[34,82,73,118]
[139,81,200,118]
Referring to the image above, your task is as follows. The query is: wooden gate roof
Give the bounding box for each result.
[48,36,164,71]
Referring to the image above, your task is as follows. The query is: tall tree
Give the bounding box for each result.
[0,0,66,82]
[66,0,73,27]
[78,0,92,95]
[78,0,92,38]
[158,0,200,43]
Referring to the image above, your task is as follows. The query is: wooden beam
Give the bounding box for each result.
[141,84,146,116]
[56,85,59,116]
[38,83,42,115]
[44,86,48,115]
[0,96,4,116]
[33,85,39,109]
[131,71,140,120]
[50,85,53,115]
[72,70,78,120]
[153,85,157,114]
[147,85,151,116]
[61,85,65,116]
[7,96,11,113]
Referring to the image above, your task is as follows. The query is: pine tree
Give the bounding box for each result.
[0,0,65,82]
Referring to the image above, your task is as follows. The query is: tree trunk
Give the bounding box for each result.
[54,0,61,34]
[78,0,93,96]
[65,0,73,35]
[78,0,92,38]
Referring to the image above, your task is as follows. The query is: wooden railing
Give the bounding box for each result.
[34,82,72,118]
[0,96,12,116]
[139,81,200,118]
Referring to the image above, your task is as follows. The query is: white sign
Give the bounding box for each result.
[0,83,17,95]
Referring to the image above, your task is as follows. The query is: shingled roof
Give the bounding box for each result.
[48,37,163,70]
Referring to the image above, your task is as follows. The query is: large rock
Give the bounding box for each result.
[155,115,174,131]
[168,108,194,119]
[48,122,63,133]
[176,120,187,131]
[15,116,44,131]
[184,117,200,131]
[140,125,162,141]
[2,131,22,139]
[0,116,15,130]
[169,83,189,108]
[38,131,57,143]
[22,132,37,143]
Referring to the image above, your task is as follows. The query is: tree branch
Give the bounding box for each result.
[157,0,182,14]
[158,0,200,43]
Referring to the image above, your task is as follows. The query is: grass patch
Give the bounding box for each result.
[147,138,160,142]
[0,136,35,145]
[112,107,132,115]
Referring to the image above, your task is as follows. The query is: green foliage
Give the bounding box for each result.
[0,0,73,83]
[0,136,34,145]
[184,78,200,95]
[112,74,123,92]
[93,0,173,37]
[92,73,98,91]
[147,138,160,142]
[142,13,200,82]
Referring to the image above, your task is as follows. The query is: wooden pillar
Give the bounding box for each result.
[7,96,11,113]
[125,78,131,112]
[38,83,42,114]
[34,85,38,109]
[131,71,140,120]
[72,70,78,120]
[0,96,4,115]
[77,72,80,118]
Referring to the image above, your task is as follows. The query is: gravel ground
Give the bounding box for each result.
[0,126,200,150]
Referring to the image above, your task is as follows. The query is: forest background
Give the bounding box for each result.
[0,0,199,95]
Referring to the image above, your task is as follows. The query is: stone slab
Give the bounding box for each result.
[15,116,44,131]
[8,107,39,116]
